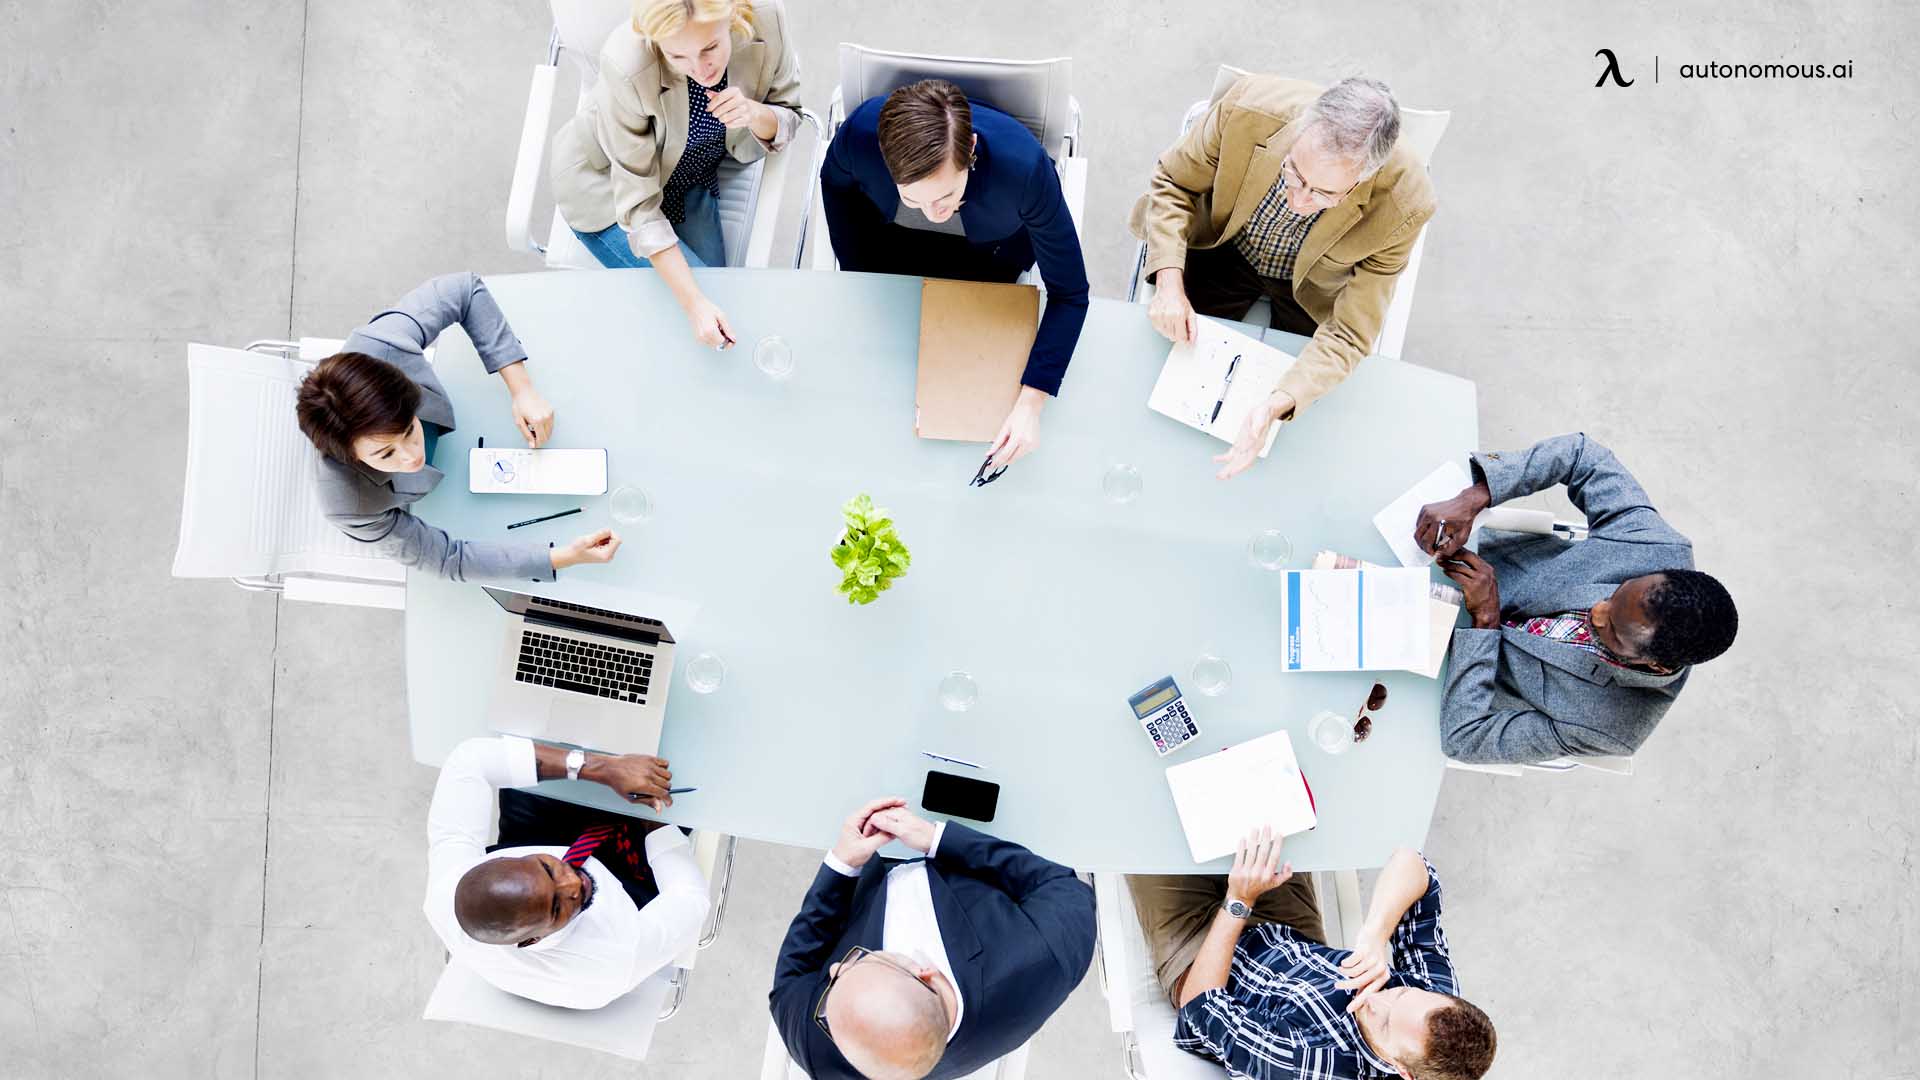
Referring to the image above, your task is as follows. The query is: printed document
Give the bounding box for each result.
[1147,317,1296,456]
[1281,567,1430,672]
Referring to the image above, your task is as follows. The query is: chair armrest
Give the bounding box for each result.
[1092,872,1137,1034]
[787,109,826,270]
[506,63,560,256]
[1058,155,1088,236]
[760,1018,798,1079]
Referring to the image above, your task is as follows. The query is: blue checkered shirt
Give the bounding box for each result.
[1175,858,1458,1079]
[1233,170,1323,281]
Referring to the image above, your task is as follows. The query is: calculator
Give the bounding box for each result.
[1128,676,1200,756]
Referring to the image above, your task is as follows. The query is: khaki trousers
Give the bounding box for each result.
[1125,872,1325,1004]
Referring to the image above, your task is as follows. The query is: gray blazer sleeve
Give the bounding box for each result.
[328,506,555,583]
[1439,629,1638,763]
[1473,433,1689,546]
[346,273,528,375]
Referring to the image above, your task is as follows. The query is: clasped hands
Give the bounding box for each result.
[830,797,939,870]
[1413,482,1501,629]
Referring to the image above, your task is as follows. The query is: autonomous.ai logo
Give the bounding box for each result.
[1595,48,1634,87]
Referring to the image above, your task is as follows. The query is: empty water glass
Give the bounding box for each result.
[754,335,794,379]
[610,484,653,524]
[1190,654,1232,696]
[1102,463,1143,504]
[685,651,726,694]
[1308,709,1356,755]
[1246,529,1293,570]
[938,671,979,712]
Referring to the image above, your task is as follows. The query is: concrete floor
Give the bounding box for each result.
[3,1,1916,1077]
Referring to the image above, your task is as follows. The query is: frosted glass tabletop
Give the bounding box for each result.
[405,269,1477,872]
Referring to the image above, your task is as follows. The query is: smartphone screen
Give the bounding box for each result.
[921,771,1000,823]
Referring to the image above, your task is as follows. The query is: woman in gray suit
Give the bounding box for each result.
[294,273,622,582]
[550,0,803,349]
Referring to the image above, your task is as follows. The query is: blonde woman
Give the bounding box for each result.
[551,0,802,348]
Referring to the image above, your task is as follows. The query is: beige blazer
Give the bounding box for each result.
[550,0,803,256]
[1130,75,1437,415]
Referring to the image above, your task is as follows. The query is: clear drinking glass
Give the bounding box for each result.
[685,651,726,694]
[1308,709,1356,755]
[1190,654,1233,696]
[610,485,653,524]
[1246,529,1293,570]
[1102,463,1143,504]
[754,335,794,379]
[938,671,979,712]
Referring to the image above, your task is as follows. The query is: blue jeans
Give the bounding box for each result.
[574,186,726,269]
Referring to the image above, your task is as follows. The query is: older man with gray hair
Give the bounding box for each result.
[1131,75,1437,479]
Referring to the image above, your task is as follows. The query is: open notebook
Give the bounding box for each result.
[1165,730,1317,863]
[1147,317,1296,455]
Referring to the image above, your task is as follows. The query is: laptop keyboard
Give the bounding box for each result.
[516,630,653,704]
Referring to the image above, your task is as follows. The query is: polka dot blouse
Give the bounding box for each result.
[661,72,730,225]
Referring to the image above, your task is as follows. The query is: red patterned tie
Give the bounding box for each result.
[562,824,647,877]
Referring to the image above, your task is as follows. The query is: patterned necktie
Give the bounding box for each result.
[562,823,646,877]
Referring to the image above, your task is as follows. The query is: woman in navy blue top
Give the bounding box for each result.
[820,80,1090,467]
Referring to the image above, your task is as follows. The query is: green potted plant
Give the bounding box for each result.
[831,494,911,605]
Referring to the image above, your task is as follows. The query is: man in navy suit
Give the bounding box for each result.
[820,79,1090,472]
[769,796,1096,1079]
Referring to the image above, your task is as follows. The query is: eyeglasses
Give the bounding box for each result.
[813,946,939,1039]
[1353,682,1388,742]
[1281,155,1356,206]
[969,453,1008,488]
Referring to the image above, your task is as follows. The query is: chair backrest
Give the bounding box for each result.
[836,43,1073,156]
[424,958,674,1061]
[550,0,632,80]
[1204,65,1450,168]
[172,343,403,582]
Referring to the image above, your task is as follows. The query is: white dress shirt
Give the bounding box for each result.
[424,736,709,1010]
[822,822,965,1039]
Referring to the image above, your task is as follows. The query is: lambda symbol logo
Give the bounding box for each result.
[1594,48,1635,87]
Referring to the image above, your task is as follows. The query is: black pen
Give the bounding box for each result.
[1208,353,1242,426]
[666,787,697,795]
[506,506,583,530]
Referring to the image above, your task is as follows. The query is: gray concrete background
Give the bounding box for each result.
[3,1,1915,1077]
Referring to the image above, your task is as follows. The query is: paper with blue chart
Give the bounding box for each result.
[1280,567,1430,672]
[1147,317,1296,456]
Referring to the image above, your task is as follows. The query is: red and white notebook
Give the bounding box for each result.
[1164,730,1318,863]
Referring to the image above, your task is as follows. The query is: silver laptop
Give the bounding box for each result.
[482,587,679,756]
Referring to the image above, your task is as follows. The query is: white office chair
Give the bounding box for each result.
[799,43,1086,271]
[1127,66,1450,362]
[758,1021,1032,1079]
[1092,870,1365,1078]
[424,830,738,1061]
[172,339,411,610]
[505,0,822,270]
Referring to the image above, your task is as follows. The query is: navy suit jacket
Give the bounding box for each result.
[768,823,1095,1078]
[820,96,1089,396]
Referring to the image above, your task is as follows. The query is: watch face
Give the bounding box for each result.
[1226,899,1250,917]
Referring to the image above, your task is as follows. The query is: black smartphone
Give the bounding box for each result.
[921,770,1000,823]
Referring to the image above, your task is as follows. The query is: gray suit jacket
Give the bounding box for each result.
[313,274,555,583]
[1440,434,1695,764]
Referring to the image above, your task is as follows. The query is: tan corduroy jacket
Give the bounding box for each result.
[550,0,803,257]
[1130,75,1437,416]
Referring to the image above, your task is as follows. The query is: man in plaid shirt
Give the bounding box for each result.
[1130,831,1496,1079]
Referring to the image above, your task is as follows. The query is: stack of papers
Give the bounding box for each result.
[1314,551,1463,679]
[1147,318,1296,455]
[1279,567,1430,672]
[1165,730,1317,863]
[1371,460,1473,567]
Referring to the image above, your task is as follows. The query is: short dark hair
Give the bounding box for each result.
[1413,995,1497,1080]
[876,79,973,185]
[295,352,420,463]
[1643,569,1738,669]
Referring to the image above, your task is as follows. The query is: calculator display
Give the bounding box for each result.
[1133,685,1178,717]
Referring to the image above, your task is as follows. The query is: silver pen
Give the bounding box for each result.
[921,750,983,770]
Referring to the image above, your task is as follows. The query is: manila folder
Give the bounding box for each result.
[914,278,1040,442]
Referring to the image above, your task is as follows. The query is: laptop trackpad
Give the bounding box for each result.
[548,695,608,745]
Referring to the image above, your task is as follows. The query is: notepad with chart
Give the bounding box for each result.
[1280,567,1430,672]
[468,448,608,495]
[1314,550,1463,679]
[1165,730,1317,863]
[1147,317,1296,456]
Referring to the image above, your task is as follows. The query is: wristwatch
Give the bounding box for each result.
[1222,897,1252,920]
[565,748,586,781]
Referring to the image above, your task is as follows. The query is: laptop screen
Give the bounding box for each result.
[481,588,675,646]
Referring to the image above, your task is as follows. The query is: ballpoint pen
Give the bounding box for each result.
[506,506,584,530]
[1208,353,1242,426]
[921,751,983,770]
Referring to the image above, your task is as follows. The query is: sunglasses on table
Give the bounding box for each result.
[1353,682,1388,743]
[813,945,940,1039]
